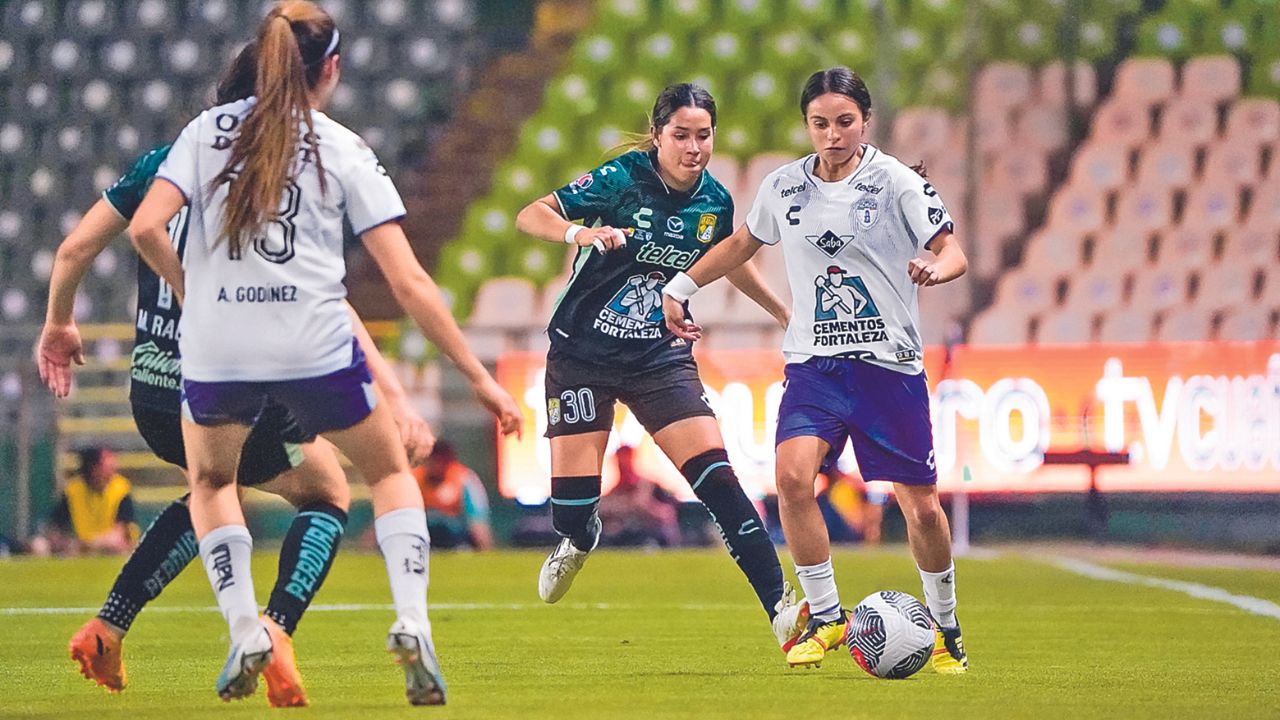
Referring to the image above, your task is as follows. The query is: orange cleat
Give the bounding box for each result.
[260,616,308,708]
[69,617,127,692]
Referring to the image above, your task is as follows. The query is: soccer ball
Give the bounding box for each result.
[846,591,936,679]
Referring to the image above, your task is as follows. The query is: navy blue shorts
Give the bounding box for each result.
[775,357,937,485]
[133,401,302,486]
[181,342,377,438]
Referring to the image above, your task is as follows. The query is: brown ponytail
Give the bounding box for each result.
[212,0,336,258]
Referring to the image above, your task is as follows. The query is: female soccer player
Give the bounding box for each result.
[514,83,809,654]
[662,67,970,672]
[127,1,520,705]
[37,42,432,708]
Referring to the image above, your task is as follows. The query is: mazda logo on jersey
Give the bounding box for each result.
[667,216,684,233]
[806,230,853,258]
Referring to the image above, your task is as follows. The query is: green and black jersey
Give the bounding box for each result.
[549,150,734,369]
[102,144,186,411]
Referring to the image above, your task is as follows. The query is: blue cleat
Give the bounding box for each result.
[215,622,273,701]
[387,619,447,706]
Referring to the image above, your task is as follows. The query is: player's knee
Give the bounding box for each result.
[902,494,945,530]
[775,466,815,502]
[188,465,237,490]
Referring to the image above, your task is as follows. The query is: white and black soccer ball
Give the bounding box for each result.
[846,591,935,679]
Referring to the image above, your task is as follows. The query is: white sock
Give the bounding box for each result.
[919,563,958,629]
[795,558,841,622]
[198,524,260,646]
[375,508,431,628]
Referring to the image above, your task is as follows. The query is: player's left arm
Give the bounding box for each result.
[129,180,188,301]
[909,230,968,287]
[347,303,436,465]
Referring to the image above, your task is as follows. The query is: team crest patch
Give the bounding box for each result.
[855,197,880,229]
[807,229,854,258]
[547,398,561,425]
[571,172,593,193]
[696,213,717,243]
[928,207,945,225]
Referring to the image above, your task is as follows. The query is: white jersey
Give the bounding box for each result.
[745,146,953,375]
[157,98,405,382]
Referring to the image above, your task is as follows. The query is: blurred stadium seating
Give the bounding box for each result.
[428,0,1276,355]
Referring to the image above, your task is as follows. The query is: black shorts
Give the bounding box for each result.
[132,401,308,487]
[542,348,715,438]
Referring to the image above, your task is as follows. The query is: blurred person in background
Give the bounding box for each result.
[516,82,809,658]
[817,460,886,546]
[414,441,494,551]
[30,447,139,557]
[597,445,680,548]
[663,66,969,672]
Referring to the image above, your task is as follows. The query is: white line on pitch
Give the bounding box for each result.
[1052,557,1280,622]
[0,601,747,616]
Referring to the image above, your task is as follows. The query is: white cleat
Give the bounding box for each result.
[215,622,273,701]
[538,516,601,603]
[772,581,811,653]
[387,618,447,706]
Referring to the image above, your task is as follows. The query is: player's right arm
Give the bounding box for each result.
[37,201,129,397]
[516,163,631,252]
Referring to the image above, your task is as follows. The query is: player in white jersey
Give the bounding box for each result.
[662,67,970,673]
[127,1,521,705]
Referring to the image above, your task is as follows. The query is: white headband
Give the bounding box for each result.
[323,28,340,58]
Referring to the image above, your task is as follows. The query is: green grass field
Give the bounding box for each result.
[2,548,1278,719]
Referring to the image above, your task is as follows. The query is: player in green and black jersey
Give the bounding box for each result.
[516,83,808,656]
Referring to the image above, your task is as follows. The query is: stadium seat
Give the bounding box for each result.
[5,1,57,36]
[1113,182,1172,234]
[1130,266,1188,313]
[1136,13,1192,60]
[1090,101,1151,152]
[1200,9,1251,57]
[1062,264,1128,314]
[1155,305,1214,342]
[635,31,689,81]
[823,27,875,71]
[975,62,1034,113]
[1221,227,1279,266]
[698,31,749,75]
[722,0,776,29]
[1046,185,1107,235]
[967,305,1031,345]
[124,0,175,36]
[732,70,790,116]
[1197,263,1260,311]
[1246,55,1280,98]
[1180,55,1242,104]
[1180,186,1239,235]
[1134,140,1194,190]
[1097,306,1153,343]
[469,277,540,331]
[1089,226,1151,274]
[1036,308,1093,344]
[761,30,821,77]
[1217,306,1274,341]
[1158,99,1218,146]
[1112,58,1177,107]
[1224,98,1280,146]
[1014,104,1070,154]
[1155,226,1217,269]
[596,0,649,35]
[657,0,711,30]
[1201,141,1264,190]
[993,270,1057,317]
[891,108,952,159]
[989,151,1048,198]
[1069,144,1129,192]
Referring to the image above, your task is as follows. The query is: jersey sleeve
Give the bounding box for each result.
[897,170,954,252]
[711,194,735,245]
[744,175,782,246]
[343,139,407,235]
[552,159,628,224]
[103,145,172,220]
[155,115,202,202]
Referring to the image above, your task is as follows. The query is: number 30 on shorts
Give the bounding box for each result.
[548,388,596,425]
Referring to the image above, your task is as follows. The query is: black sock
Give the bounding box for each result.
[682,449,785,620]
[265,502,347,636]
[98,496,198,632]
[551,475,601,551]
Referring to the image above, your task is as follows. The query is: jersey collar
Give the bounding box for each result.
[803,144,877,191]
[643,150,704,198]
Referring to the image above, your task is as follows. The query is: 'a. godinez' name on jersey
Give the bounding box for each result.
[156,98,405,382]
[745,145,954,375]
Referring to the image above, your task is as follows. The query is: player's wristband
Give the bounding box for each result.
[662,272,700,302]
[563,224,584,245]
